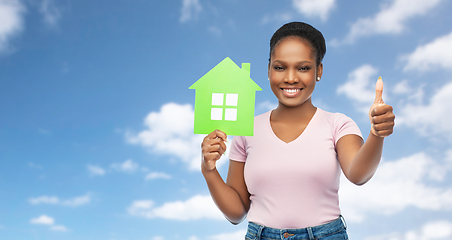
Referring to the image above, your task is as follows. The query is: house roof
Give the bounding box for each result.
[189,57,262,92]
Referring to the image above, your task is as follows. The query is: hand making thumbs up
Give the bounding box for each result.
[368,77,395,138]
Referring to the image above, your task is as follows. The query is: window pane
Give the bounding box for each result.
[211,108,223,120]
[225,93,238,106]
[211,93,224,106]
[225,108,237,121]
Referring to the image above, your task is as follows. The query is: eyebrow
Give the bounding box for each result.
[272,60,312,64]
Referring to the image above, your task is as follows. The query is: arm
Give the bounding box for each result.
[337,133,382,185]
[337,77,395,185]
[201,130,250,224]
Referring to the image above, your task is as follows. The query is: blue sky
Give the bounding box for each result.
[1,0,452,239]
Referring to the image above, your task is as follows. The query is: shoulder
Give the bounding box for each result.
[317,108,362,141]
[317,108,355,124]
[316,108,361,136]
[254,110,272,122]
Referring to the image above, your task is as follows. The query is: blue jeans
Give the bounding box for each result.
[245,216,348,240]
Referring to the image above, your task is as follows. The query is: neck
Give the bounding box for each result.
[272,98,317,123]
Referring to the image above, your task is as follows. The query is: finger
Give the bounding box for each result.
[374,76,384,104]
[372,121,395,132]
[204,141,227,155]
[202,138,226,153]
[210,137,227,150]
[371,112,394,124]
[203,136,227,149]
[372,128,394,138]
[205,130,227,141]
[217,139,227,153]
[372,124,394,138]
[371,104,393,118]
[205,130,220,140]
[203,152,222,162]
[371,113,395,126]
[213,129,228,142]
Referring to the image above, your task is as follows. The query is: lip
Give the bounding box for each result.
[281,88,302,97]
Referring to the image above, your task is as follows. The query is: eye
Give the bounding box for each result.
[273,66,284,71]
[298,66,311,71]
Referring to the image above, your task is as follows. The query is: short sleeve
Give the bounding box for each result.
[333,113,363,144]
[229,135,247,162]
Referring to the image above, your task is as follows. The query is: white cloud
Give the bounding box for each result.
[393,79,412,95]
[292,0,336,22]
[39,0,61,28]
[188,237,201,240]
[333,0,443,45]
[87,164,106,176]
[50,225,69,232]
[127,195,224,221]
[0,0,25,53]
[336,64,379,113]
[397,81,452,139]
[29,194,91,207]
[145,172,171,180]
[61,195,90,206]
[393,79,426,108]
[180,0,202,23]
[261,12,293,25]
[420,221,452,239]
[126,103,229,171]
[30,215,69,232]
[111,159,139,173]
[340,152,452,223]
[401,31,452,72]
[30,215,54,225]
[29,196,59,205]
[207,229,247,240]
[366,220,452,240]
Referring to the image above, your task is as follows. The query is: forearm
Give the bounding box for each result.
[202,168,247,224]
[346,132,384,185]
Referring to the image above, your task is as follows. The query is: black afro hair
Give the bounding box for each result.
[269,22,326,66]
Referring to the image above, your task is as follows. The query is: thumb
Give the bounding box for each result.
[374,76,384,104]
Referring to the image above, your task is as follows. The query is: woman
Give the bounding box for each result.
[201,22,395,239]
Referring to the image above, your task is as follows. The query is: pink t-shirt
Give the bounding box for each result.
[229,108,362,229]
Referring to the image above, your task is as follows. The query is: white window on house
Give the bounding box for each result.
[211,93,238,121]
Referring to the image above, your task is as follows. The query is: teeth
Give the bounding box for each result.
[283,88,300,93]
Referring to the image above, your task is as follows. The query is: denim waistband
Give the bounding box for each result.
[246,215,347,240]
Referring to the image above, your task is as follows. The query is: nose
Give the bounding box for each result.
[284,69,298,84]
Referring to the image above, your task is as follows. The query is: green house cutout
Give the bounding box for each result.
[189,57,262,136]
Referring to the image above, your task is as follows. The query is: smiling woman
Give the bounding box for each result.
[200,21,395,240]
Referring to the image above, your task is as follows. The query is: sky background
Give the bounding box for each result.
[1,0,452,239]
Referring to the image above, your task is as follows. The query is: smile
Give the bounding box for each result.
[282,88,301,93]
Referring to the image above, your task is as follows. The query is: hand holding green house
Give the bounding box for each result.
[189,57,262,136]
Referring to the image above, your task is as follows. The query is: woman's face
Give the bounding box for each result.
[268,37,322,108]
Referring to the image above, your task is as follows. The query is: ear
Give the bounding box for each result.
[317,63,323,79]
[267,62,271,79]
